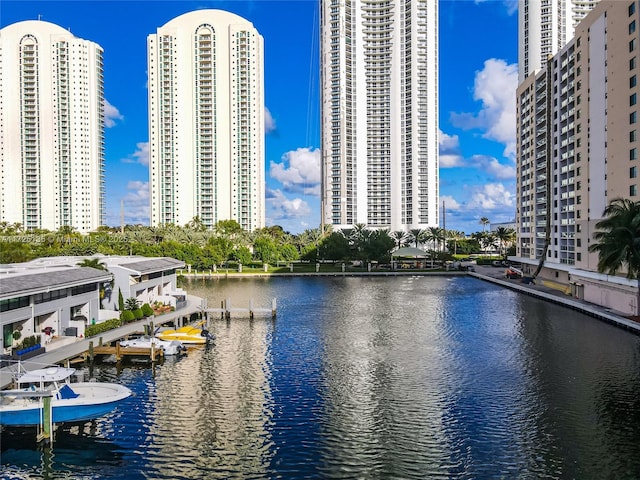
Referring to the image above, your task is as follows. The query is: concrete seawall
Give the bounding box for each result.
[468,267,640,335]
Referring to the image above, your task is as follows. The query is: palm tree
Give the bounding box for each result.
[588,198,640,279]
[446,230,465,256]
[424,226,445,253]
[77,257,107,271]
[77,258,110,308]
[494,227,516,258]
[58,225,80,244]
[479,217,490,232]
[390,231,409,249]
[408,228,425,249]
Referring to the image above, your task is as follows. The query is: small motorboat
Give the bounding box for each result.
[0,364,131,426]
[155,321,215,345]
[120,336,186,356]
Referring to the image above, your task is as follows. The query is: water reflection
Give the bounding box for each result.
[1,426,124,479]
[3,276,640,479]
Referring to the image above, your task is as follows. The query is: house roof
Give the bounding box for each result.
[117,257,185,275]
[0,267,112,299]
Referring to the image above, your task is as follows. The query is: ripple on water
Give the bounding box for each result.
[4,277,640,479]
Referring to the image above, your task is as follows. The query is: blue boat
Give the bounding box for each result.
[0,365,131,426]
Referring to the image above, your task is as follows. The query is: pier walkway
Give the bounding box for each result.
[469,265,640,334]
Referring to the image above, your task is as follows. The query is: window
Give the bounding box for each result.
[631,38,638,52]
[632,93,638,106]
[632,111,638,124]
[632,57,638,70]
[632,148,638,160]
[632,166,638,178]
[632,75,638,88]
[632,130,638,142]
[631,184,638,196]
[630,20,636,34]
[630,2,636,16]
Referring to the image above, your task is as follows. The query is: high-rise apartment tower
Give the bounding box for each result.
[320,0,439,232]
[148,10,265,230]
[0,20,105,232]
[514,0,640,315]
[519,0,600,83]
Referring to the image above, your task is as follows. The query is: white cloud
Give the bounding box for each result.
[439,130,515,179]
[474,0,518,15]
[104,99,124,128]
[122,181,149,224]
[270,147,321,195]
[440,195,461,210]
[265,107,277,134]
[266,188,312,220]
[121,142,149,167]
[439,130,465,168]
[450,58,518,159]
[441,183,516,234]
[469,154,516,179]
[466,182,515,210]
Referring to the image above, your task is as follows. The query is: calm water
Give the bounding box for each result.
[3,276,640,479]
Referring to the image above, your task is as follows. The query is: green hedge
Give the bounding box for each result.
[133,308,143,319]
[141,303,154,317]
[120,310,135,323]
[85,318,121,338]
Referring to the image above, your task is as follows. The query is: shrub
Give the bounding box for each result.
[125,297,141,311]
[85,318,121,337]
[118,288,124,311]
[120,310,135,323]
[141,303,154,317]
[133,308,143,319]
[12,331,22,341]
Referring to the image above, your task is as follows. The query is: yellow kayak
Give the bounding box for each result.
[155,324,215,345]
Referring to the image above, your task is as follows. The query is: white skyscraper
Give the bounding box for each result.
[148,10,265,231]
[518,0,600,83]
[320,0,439,232]
[0,20,105,232]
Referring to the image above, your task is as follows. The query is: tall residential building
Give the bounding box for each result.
[519,0,600,83]
[148,10,265,231]
[320,0,439,232]
[514,0,640,315]
[0,20,105,232]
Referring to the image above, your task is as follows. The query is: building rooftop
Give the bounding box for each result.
[116,257,185,275]
[0,267,112,299]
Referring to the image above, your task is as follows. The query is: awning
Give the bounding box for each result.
[391,247,428,257]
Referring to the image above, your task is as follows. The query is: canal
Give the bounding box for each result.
[2,276,640,479]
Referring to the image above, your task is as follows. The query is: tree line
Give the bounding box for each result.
[0,218,517,268]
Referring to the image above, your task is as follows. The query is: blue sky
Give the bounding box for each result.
[2,0,519,235]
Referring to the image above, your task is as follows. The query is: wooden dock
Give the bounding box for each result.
[206,298,277,320]
[88,341,164,362]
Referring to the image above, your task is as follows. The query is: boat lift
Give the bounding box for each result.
[0,389,55,444]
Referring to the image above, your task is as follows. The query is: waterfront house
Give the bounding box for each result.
[98,256,186,312]
[0,264,111,354]
[0,255,186,354]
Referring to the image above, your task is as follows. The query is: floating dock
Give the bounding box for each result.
[205,298,277,320]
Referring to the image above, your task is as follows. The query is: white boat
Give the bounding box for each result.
[120,336,186,356]
[0,364,131,427]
